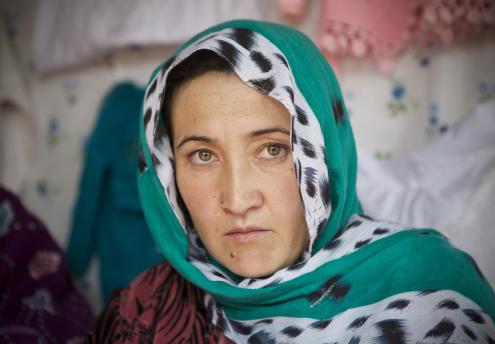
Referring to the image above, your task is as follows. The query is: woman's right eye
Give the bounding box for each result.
[190,149,217,165]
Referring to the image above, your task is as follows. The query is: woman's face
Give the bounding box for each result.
[171,71,309,278]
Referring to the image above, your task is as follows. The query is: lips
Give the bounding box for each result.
[224,226,271,243]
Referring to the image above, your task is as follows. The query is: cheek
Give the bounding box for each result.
[266,165,302,213]
[262,164,307,244]
[261,164,308,264]
[176,168,217,227]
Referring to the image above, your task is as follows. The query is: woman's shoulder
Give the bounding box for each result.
[342,216,491,295]
[374,227,495,321]
[87,260,233,343]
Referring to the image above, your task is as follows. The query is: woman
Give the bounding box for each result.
[89,20,495,343]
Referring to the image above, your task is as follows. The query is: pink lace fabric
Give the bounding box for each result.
[318,0,495,73]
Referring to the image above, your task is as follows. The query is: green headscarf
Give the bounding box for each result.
[137,20,495,342]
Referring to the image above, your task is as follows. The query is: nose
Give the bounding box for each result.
[219,158,263,217]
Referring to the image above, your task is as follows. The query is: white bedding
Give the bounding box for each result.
[357,100,495,286]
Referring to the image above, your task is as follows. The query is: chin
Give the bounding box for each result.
[226,257,283,279]
[232,267,274,279]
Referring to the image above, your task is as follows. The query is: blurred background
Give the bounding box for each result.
[1,0,494,317]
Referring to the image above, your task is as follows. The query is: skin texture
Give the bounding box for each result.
[171,71,309,278]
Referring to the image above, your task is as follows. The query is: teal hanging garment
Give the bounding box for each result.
[67,82,163,301]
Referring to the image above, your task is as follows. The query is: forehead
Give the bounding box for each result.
[171,71,291,133]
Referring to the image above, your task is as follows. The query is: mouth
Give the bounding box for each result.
[224,227,271,243]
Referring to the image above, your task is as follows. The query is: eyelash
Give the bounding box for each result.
[188,141,289,166]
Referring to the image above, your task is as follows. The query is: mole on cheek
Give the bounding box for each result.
[230,252,235,258]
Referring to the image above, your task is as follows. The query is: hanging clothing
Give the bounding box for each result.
[90,20,495,342]
[66,82,163,301]
[276,0,309,21]
[318,0,495,73]
[0,186,94,343]
[0,16,35,193]
[33,0,267,74]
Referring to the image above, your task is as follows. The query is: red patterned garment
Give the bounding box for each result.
[87,262,234,343]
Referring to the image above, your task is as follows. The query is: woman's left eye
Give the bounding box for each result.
[258,143,288,160]
[189,149,218,165]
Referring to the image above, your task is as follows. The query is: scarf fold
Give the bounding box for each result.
[137,20,495,342]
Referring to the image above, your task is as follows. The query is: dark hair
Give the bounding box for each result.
[161,50,233,145]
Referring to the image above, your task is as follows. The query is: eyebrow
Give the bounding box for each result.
[176,126,290,150]
[247,127,290,139]
[176,135,212,150]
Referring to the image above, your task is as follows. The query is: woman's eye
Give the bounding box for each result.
[267,145,281,156]
[198,150,212,161]
[259,143,287,160]
[190,149,216,165]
